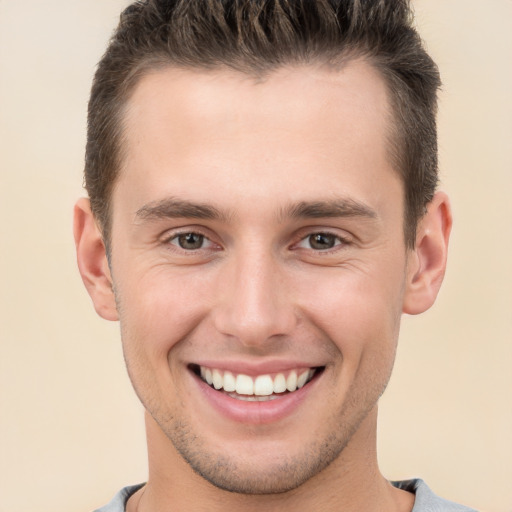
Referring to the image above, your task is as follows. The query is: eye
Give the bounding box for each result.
[297,232,346,251]
[169,232,212,250]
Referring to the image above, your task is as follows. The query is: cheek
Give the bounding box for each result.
[114,270,214,414]
[115,265,215,360]
[295,263,405,354]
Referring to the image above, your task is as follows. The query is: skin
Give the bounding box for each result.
[74,60,451,512]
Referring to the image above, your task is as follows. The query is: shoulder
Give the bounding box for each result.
[392,479,479,512]
[95,480,477,512]
[93,484,145,512]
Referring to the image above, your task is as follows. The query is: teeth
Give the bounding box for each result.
[297,370,309,389]
[223,371,236,392]
[273,373,287,393]
[286,371,298,391]
[254,375,273,396]
[227,393,281,401]
[198,366,316,397]
[212,369,223,390]
[235,374,254,395]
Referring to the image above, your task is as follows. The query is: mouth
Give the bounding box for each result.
[189,364,323,402]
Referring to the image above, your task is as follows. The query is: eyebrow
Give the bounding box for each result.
[134,197,377,224]
[135,198,230,222]
[280,199,377,222]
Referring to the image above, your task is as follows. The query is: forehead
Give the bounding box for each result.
[117,61,398,215]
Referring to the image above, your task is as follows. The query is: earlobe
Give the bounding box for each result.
[402,191,452,315]
[73,198,119,321]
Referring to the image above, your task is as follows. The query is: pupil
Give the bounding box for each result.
[179,233,203,249]
[310,233,335,250]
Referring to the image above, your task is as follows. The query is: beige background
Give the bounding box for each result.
[0,1,511,511]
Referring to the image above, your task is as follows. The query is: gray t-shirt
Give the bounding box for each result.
[93,479,478,511]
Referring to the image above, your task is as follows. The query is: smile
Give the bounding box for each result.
[193,365,318,401]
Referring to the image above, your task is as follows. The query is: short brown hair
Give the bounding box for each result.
[86,0,441,249]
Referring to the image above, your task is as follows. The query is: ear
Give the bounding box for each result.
[73,198,118,321]
[402,191,452,315]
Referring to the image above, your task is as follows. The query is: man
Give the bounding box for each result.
[74,1,476,510]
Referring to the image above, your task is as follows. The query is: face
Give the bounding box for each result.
[108,61,411,493]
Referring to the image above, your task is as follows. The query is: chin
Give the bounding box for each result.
[165,417,351,495]
[180,450,333,495]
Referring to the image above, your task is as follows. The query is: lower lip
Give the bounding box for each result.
[190,371,320,425]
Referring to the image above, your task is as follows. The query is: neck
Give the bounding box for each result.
[128,408,414,512]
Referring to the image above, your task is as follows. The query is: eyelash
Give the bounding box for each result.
[164,230,217,252]
[294,231,351,252]
[162,229,351,254]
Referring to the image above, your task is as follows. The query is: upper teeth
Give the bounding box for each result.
[199,366,316,396]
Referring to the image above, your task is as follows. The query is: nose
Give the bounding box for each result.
[212,246,298,347]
